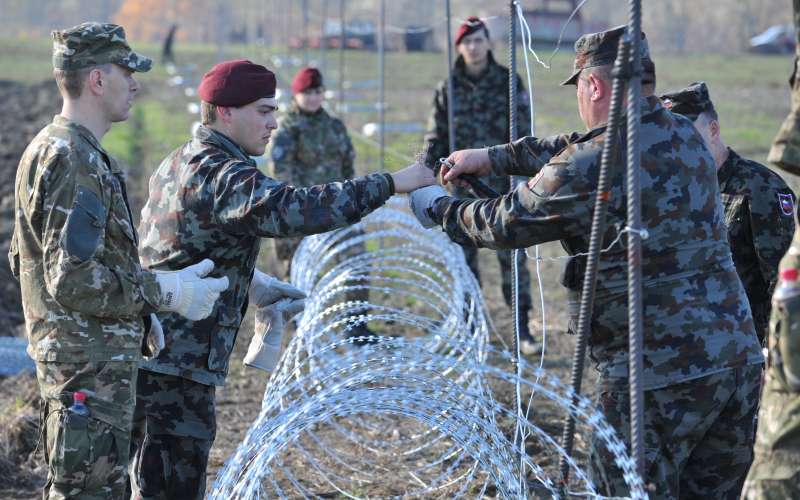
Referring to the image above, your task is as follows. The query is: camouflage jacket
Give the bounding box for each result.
[138,125,394,386]
[9,115,161,363]
[767,0,800,174]
[269,102,355,185]
[434,96,764,390]
[423,52,531,195]
[718,148,795,340]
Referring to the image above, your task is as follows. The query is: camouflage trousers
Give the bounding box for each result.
[460,244,533,311]
[36,360,137,500]
[129,369,216,500]
[590,364,761,499]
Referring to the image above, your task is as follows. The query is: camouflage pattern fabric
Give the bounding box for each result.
[717,148,795,343]
[130,370,215,500]
[52,22,152,72]
[9,115,161,364]
[268,101,362,287]
[138,124,394,387]
[37,360,138,499]
[591,365,760,498]
[743,223,800,498]
[423,52,533,311]
[433,95,764,391]
[767,0,800,175]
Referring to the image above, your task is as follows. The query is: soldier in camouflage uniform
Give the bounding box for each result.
[268,67,375,341]
[661,81,795,344]
[130,59,434,498]
[8,23,225,500]
[413,26,763,497]
[423,16,541,354]
[742,0,800,496]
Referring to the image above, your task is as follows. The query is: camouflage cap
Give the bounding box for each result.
[52,22,152,72]
[660,81,716,121]
[561,25,651,86]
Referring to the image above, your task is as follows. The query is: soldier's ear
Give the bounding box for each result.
[86,68,105,96]
[709,119,721,141]
[216,105,234,124]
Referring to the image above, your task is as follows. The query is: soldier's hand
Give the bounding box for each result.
[390,162,436,193]
[244,297,306,372]
[442,148,492,187]
[249,269,306,308]
[409,185,448,228]
[154,259,230,321]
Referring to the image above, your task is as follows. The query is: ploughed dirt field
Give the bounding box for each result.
[0,78,592,498]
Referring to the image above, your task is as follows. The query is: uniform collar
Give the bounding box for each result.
[454,51,498,81]
[52,114,122,174]
[716,147,739,185]
[194,125,255,165]
[289,101,328,118]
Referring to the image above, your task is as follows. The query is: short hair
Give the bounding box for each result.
[53,64,111,99]
[200,101,217,125]
[698,108,719,124]
[583,61,657,94]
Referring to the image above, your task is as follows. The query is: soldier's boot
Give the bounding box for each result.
[517,310,543,356]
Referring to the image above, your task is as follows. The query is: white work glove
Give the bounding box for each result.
[249,269,306,307]
[244,297,306,372]
[153,259,229,321]
[409,185,448,228]
[142,313,164,360]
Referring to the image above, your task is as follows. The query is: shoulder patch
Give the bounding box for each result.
[779,192,794,216]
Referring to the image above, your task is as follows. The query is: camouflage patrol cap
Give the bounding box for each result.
[561,25,652,86]
[660,81,716,121]
[52,22,152,72]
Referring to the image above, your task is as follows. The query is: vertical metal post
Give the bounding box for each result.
[338,0,346,115]
[445,0,455,155]
[378,0,386,171]
[320,0,328,75]
[302,0,310,65]
[625,0,645,481]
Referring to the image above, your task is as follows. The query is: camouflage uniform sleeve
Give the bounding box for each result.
[423,81,449,167]
[487,133,579,178]
[41,154,160,317]
[434,154,592,249]
[268,127,297,183]
[213,161,394,237]
[750,179,796,294]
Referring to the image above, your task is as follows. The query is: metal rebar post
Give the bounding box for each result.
[445,0,455,156]
[557,36,632,490]
[625,0,645,482]
[338,0,346,114]
[378,0,385,172]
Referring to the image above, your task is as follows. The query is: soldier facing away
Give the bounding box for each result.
[742,0,800,496]
[411,26,763,497]
[129,59,435,498]
[661,81,796,345]
[269,67,376,342]
[423,16,541,354]
[8,22,227,499]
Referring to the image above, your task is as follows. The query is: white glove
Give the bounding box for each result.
[154,259,229,321]
[249,269,306,307]
[142,313,164,360]
[409,185,448,228]
[244,297,306,372]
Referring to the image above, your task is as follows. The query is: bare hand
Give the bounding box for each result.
[391,162,437,193]
[441,148,492,187]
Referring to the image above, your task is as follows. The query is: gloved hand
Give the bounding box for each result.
[409,185,448,228]
[142,313,164,360]
[249,269,306,307]
[244,297,306,372]
[153,259,229,321]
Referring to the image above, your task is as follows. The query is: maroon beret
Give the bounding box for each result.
[455,16,488,45]
[291,67,324,94]
[198,59,276,107]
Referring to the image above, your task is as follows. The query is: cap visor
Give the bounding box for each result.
[122,52,153,72]
[561,69,580,86]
